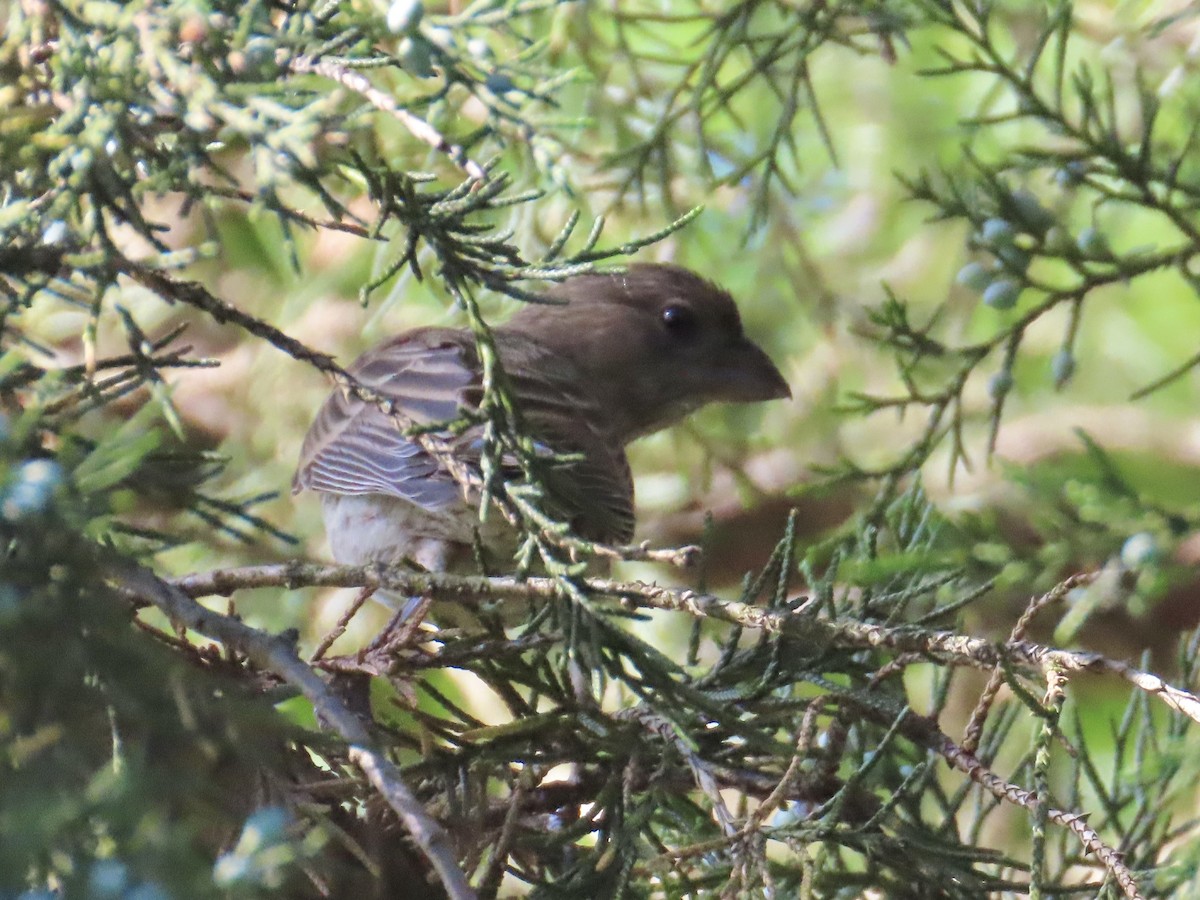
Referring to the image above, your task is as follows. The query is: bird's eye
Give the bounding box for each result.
[661,304,699,339]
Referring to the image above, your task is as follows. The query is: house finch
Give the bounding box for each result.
[294,263,790,598]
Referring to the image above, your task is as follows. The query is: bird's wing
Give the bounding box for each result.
[503,360,637,545]
[295,328,637,542]
[293,329,475,510]
[542,443,635,544]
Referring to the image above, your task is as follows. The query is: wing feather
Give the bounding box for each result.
[293,330,473,510]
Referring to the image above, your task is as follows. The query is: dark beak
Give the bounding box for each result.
[717,339,791,403]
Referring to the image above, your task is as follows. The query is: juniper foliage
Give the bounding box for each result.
[3,2,1200,899]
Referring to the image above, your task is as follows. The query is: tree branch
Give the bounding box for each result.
[163,563,1200,727]
[117,564,476,900]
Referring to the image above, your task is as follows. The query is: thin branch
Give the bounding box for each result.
[939,736,1143,900]
[287,55,487,182]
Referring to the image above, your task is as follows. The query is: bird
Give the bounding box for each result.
[293,263,791,614]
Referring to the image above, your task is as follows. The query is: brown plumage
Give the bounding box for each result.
[294,263,790,584]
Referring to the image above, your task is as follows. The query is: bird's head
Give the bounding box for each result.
[501,263,791,443]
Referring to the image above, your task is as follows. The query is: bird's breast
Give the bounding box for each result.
[319,492,515,572]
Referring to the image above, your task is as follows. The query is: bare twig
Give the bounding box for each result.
[962,571,1098,753]
[310,584,377,661]
[287,55,487,182]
